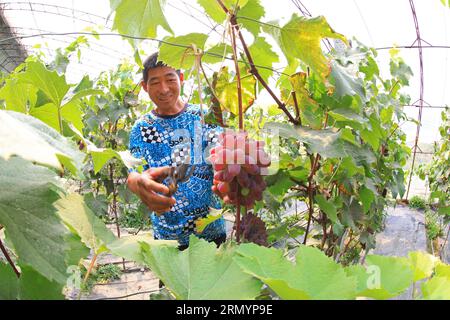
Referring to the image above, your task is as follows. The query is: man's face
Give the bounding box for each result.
[142,66,182,110]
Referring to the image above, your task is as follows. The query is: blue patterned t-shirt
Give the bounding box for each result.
[128,103,225,246]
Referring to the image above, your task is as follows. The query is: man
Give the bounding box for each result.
[127,52,226,251]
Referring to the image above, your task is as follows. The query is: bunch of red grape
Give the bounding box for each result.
[209,130,271,208]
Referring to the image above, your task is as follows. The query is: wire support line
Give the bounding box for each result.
[0,26,129,57]
[403,104,448,109]
[376,44,450,50]
[0,31,289,76]
[0,1,112,29]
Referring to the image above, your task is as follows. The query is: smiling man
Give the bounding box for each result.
[126,52,226,250]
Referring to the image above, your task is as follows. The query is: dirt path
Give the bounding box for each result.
[371,204,427,300]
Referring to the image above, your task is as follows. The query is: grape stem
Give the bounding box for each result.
[0,236,21,278]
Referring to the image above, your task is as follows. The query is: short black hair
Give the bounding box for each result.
[142,52,167,83]
[142,52,181,83]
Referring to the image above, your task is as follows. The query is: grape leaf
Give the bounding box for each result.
[111,0,173,47]
[139,235,262,299]
[88,146,143,173]
[315,194,338,223]
[248,37,279,85]
[435,263,450,280]
[281,72,322,129]
[196,0,249,24]
[195,209,223,233]
[265,122,376,164]
[108,234,177,265]
[408,251,438,282]
[328,108,367,129]
[359,186,375,213]
[237,0,265,37]
[263,15,348,84]
[55,193,117,255]
[202,43,232,64]
[235,244,357,299]
[330,60,365,99]
[0,110,84,177]
[0,78,37,113]
[18,265,64,300]
[16,61,69,108]
[363,255,413,299]
[0,262,19,300]
[421,276,450,300]
[214,66,256,116]
[159,33,208,70]
[0,157,84,285]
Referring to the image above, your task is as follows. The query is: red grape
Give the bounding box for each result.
[211,130,270,209]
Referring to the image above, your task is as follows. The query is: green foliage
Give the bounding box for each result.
[417,108,449,223]
[139,235,263,300]
[262,15,347,85]
[425,210,443,240]
[0,110,84,177]
[111,0,172,47]
[409,195,427,210]
[55,193,117,255]
[235,243,357,299]
[0,156,88,285]
[81,263,122,293]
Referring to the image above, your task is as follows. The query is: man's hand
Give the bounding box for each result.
[127,167,176,215]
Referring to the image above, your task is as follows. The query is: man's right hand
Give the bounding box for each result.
[127,167,176,215]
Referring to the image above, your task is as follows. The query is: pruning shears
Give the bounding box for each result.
[158,164,196,196]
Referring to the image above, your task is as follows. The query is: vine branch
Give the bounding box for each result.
[0,237,21,278]
[215,0,299,125]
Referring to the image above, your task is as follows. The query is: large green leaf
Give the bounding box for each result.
[0,110,84,177]
[248,37,279,84]
[359,186,375,213]
[88,146,143,173]
[202,43,233,64]
[158,33,208,70]
[18,265,64,300]
[59,89,104,132]
[435,263,450,280]
[108,234,177,265]
[0,157,84,285]
[235,244,357,299]
[408,251,438,282]
[196,0,249,24]
[421,277,450,300]
[55,193,116,255]
[346,255,414,299]
[263,15,347,84]
[315,194,338,223]
[330,60,365,99]
[214,66,256,116]
[281,72,322,129]
[16,61,69,108]
[0,262,19,299]
[29,103,60,132]
[139,235,262,299]
[237,0,265,37]
[265,122,376,164]
[0,78,37,113]
[111,0,173,46]
[328,108,367,130]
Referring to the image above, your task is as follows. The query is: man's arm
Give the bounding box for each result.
[127,167,176,215]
